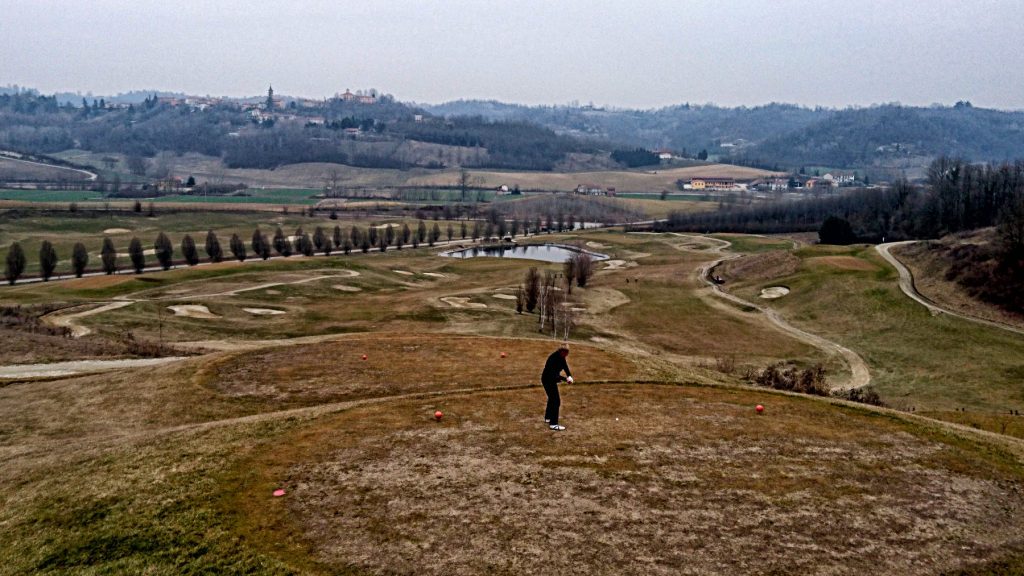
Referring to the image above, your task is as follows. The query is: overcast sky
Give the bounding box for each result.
[2,0,1023,109]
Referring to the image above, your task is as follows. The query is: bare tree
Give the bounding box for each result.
[524,267,540,312]
[563,255,577,294]
[515,285,525,314]
[538,270,558,333]
[575,253,595,287]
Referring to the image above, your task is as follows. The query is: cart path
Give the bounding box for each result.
[876,241,1024,337]
[669,233,871,390]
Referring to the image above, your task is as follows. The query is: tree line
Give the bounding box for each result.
[2,219,518,284]
[658,158,1024,245]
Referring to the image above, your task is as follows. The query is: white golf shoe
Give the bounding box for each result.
[549,424,566,431]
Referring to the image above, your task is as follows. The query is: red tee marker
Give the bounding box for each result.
[272,489,286,497]
[500,352,507,358]
[434,410,444,421]
[756,404,765,414]
[361,354,367,361]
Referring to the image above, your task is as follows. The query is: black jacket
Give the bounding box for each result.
[541,350,572,383]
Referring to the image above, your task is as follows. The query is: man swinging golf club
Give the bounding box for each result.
[541,343,573,431]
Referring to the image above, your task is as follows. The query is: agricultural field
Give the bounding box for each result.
[52,150,778,193]
[2,221,1023,574]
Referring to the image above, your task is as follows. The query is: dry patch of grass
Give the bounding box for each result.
[200,335,639,408]
[805,255,881,271]
[896,240,1024,330]
[720,250,800,282]
[406,164,778,192]
[59,275,137,290]
[238,385,1024,575]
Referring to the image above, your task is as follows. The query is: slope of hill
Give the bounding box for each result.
[426,100,1024,172]
[740,104,1024,169]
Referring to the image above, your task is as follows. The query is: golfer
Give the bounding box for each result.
[541,343,573,431]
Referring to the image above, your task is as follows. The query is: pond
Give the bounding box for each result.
[440,243,609,263]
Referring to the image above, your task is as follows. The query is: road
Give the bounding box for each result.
[0,153,98,181]
[876,241,1024,336]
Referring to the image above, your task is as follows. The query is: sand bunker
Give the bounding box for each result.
[243,308,286,316]
[422,272,446,278]
[104,248,156,258]
[760,286,791,299]
[603,259,638,270]
[167,304,220,319]
[440,297,487,309]
[333,285,362,292]
[392,270,414,276]
[491,294,517,300]
[585,241,607,249]
[103,228,132,234]
[0,357,185,379]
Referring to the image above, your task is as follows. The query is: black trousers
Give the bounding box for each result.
[542,379,561,425]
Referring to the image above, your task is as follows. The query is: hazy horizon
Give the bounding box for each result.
[3,0,1023,110]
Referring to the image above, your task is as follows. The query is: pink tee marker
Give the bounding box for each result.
[273,489,286,497]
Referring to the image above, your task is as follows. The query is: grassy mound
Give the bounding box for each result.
[234,384,1024,575]
[201,335,640,408]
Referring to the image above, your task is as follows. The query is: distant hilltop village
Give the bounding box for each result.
[153,86,383,108]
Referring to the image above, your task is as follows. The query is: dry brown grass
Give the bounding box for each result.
[200,334,638,409]
[805,255,881,271]
[59,275,137,290]
[235,384,1024,576]
[0,157,92,181]
[406,164,780,192]
[720,250,801,282]
[896,240,1024,330]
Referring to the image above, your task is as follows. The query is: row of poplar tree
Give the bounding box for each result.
[3,219,530,285]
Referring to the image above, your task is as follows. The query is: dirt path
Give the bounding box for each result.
[876,241,1024,337]
[41,301,135,337]
[670,233,872,390]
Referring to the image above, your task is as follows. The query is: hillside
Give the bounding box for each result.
[0,91,600,173]
[740,104,1024,170]
[426,100,1024,174]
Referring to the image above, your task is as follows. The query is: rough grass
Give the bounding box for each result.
[200,334,639,409]
[233,385,1024,575]
[726,241,1024,418]
[712,233,794,253]
[4,229,1024,574]
[896,235,1024,329]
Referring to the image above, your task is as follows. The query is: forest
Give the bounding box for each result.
[658,157,1024,243]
